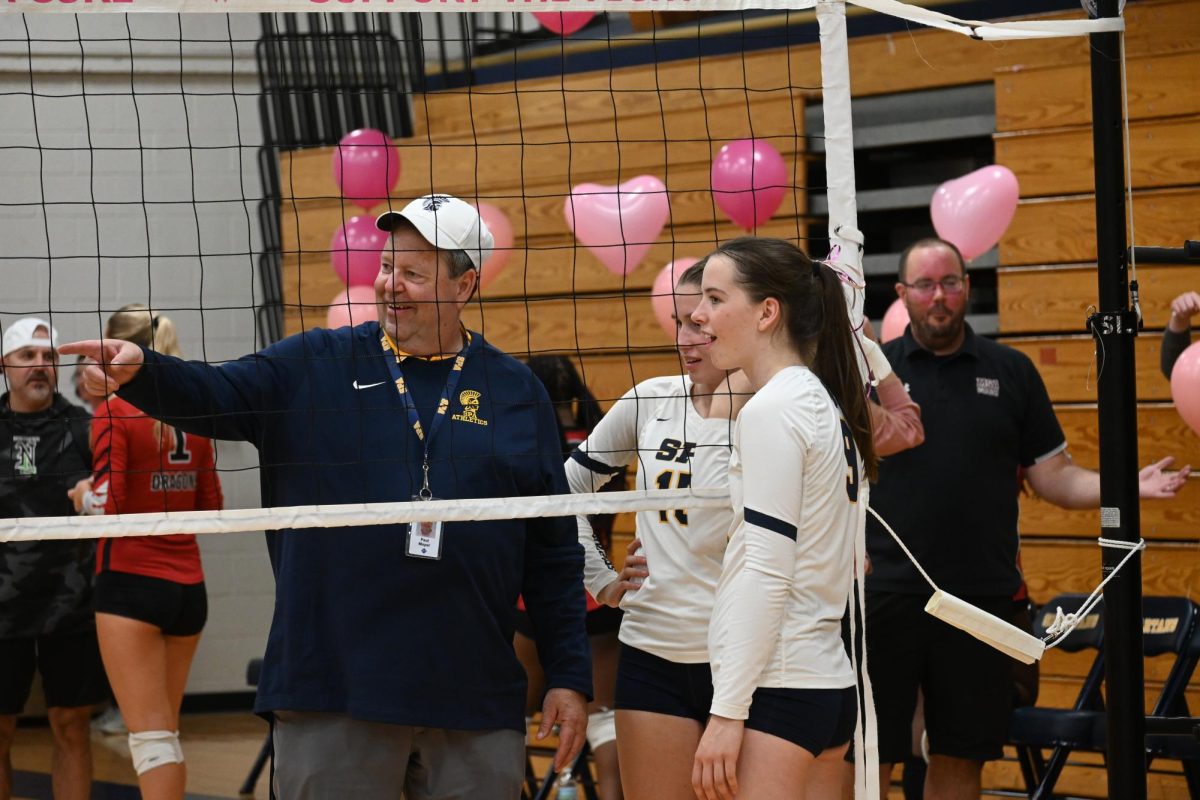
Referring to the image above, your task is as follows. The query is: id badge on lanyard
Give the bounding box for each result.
[406,465,443,560]
[381,330,467,561]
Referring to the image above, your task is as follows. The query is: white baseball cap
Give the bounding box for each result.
[376,194,494,271]
[2,317,58,358]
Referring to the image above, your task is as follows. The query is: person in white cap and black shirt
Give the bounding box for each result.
[1,317,110,800]
[64,195,591,800]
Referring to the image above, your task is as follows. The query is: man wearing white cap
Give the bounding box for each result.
[1,318,109,800]
[66,195,591,799]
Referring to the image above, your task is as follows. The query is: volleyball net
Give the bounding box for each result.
[0,2,1131,663]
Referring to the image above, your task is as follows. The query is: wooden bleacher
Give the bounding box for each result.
[276,2,1200,795]
[989,4,1200,795]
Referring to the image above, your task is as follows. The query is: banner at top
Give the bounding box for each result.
[0,0,817,11]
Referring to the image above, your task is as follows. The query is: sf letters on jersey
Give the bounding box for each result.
[655,438,697,463]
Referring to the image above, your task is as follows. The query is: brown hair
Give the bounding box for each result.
[708,237,879,482]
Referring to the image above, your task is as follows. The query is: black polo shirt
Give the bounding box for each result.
[866,325,1066,597]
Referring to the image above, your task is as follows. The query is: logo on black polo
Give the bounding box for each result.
[976,377,1000,397]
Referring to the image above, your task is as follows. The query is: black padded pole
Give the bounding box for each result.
[1088,1,1146,796]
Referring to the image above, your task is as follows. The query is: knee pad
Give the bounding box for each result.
[128,730,183,775]
[586,708,616,751]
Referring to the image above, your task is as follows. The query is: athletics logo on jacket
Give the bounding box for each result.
[12,436,37,476]
[452,390,488,426]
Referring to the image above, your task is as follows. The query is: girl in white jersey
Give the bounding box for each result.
[566,260,748,800]
[690,237,880,800]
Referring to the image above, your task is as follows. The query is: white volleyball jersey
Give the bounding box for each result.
[566,374,734,663]
[709,366,867,720]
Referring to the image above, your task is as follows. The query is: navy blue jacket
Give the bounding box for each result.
[118,322,591,730]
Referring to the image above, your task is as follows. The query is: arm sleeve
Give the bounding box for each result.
[709,396,809,720]
[521,378,593,700]
[195,440,224,512]
[1161,328,1192,380]
[564,384,647,597]
[870,375,925,457]
[116,334,306,443]
[1018,358,1068,468]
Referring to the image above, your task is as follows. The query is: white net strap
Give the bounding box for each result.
[866,505,940,592]
[1043,536,1147,647]
[0,488,730,544]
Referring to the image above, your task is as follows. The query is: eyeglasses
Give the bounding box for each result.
[901,276,966,296]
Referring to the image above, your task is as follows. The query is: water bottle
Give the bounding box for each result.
[555,769,579,800]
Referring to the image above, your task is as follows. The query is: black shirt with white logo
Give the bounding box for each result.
[866,325,1066,597]
[0,393,96,638]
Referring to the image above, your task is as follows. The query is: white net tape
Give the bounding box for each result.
[0,488,730,543]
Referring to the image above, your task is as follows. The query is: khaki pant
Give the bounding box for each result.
[272,710,525,800]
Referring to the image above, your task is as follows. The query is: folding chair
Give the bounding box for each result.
[1011,595,1200,799]
[1009,594,1105,797]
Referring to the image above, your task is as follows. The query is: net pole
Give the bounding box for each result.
[1087,0,1146,794]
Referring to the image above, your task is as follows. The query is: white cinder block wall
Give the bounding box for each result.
[0,13,274,694]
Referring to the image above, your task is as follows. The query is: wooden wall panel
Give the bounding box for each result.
[996,116,1200,198]
[573,351,683,409]
[279,162,806,254]
[995,50,1200,132]
[997,263,1200,333]
[1054,405,1199,471]
[999,188,1200,268]
[282,91,806,204]
[1021,539,1200,613]
[1020,479,1200,540]
[1003,335,1170,402]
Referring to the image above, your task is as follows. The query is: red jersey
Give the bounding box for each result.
[91,396,223,584]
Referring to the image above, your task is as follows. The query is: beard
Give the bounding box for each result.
[909,303,967,352]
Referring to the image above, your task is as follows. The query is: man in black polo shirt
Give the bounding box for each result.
[865,238,1190,799]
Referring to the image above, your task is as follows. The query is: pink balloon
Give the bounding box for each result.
[473,202,514,290]
[331,216,387,288]
[711,139,788,230]
[565,176,670,276]
[326,285,377,329]
[880,299,909,343]
[930,165,1019,261]
[1171,341,1200,436]
[650,258,700,338]
[532,11,595,35]
[333,129,401,212]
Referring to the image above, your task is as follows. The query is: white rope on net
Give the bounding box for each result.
[1042,537,1146,648]
[867,507,1149,663]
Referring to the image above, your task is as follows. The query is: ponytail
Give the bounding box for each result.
[811,262,879,483]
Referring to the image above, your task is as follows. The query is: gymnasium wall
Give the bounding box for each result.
[0,14,274,695]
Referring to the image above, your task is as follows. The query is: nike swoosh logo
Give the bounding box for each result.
[353,380,386,390]
[656,417,670,421]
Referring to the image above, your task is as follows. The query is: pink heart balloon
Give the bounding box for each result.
[1171,341,1200,437]
[930,165,1019,261]
[711,139,788,230]
[565,176,670,276]
[473,202,514,290]
[330,216,387,288]
[333,128,401,212]
[532,11,595,36]
[650,258,700,338]
[326,285,377,329]
[880,299,909,343]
